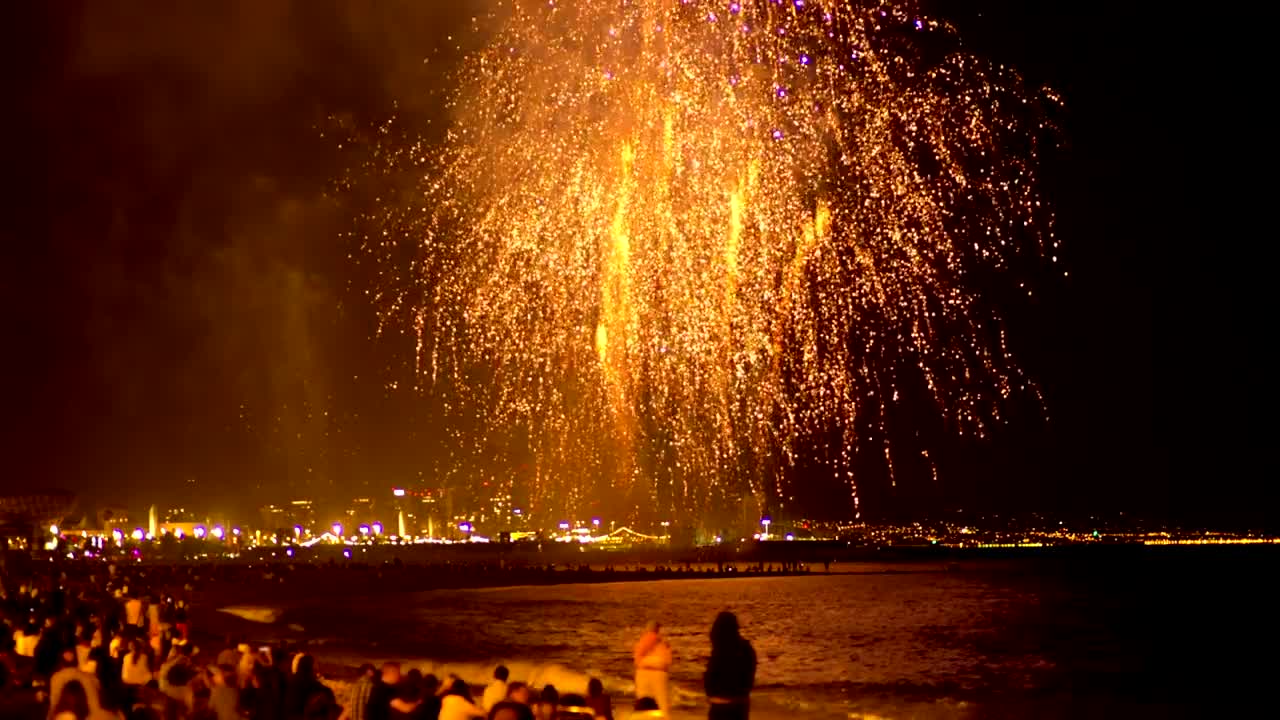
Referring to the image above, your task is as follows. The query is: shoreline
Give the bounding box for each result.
[193,563,825,608]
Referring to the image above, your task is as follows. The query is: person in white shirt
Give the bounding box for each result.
[438,677,485,720]
[124,595,143,628]
[482,665,510,711]
[121,639,153,687]
[633,621,672,717]
[15,622,40,657]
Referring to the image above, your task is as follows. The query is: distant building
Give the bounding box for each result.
[0,490,77,540]
[260,499,316,533]
[159,506,200,524]
[97,506,131,532]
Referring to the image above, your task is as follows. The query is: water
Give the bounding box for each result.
[220,550,1276,718]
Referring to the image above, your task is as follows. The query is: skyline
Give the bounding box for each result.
[2,2,1220,527]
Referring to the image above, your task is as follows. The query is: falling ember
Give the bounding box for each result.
[355,0,1054,525]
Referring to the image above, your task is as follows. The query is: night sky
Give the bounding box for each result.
[0,2,1234,527]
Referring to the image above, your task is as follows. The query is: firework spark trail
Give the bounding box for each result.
[358,0,1056,526]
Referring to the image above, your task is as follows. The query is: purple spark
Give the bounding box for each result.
[771,129,784,140]
[794,0,805,7]
[914,19,924,30]
[708,11,717,22]
[729,2,741,14]
[799,53,810,65]
[775,86,788,98]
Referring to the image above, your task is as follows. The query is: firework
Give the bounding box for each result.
[356,0,1056,526]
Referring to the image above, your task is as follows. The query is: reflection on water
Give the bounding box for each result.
[268,554,1274,719]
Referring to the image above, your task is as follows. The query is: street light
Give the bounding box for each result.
[50,525,59,535]
[761,517,771,539]
[592,518,601,527]
[212,526,225,540]
[371,522,383,535]
[393,488,406,497]
[194,526,207,539]
[293,525,304,537]
[359,524,370,536]
[331,523,344,537]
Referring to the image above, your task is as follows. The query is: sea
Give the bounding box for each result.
[212,548,1275,718]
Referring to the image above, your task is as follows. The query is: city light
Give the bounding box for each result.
[785,533,795,541]
[459,522,473,533]
[359,524,370,535]
[592,518,601,527]
[175,529,185,539]
[131,528,144,541]
[332,523,344,537]
[558,521,570,531]
[194,526,207,539]
[211,526,225,540]
[232,527,241,536]
[513,508,522,515]
[393,488,406,497]
[342,548,352,559]
[112,529,124,542]
[371,522,383,535]
[293,525,303,536]
[49,525,59,535]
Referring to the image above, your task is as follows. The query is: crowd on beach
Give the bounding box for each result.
[0,558,757,720]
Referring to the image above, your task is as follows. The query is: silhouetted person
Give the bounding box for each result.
[629,697,662,719]
[367,662,402,720]
[486,700,534,720]
[285,654,335,720]
[533,685,557,720]
[585,677,613,720]
[704,612,755,720]
[51,678,89,720]
[505,681,531,705]
[349,664,378,720]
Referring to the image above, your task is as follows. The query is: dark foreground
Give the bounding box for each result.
[4,546,1278,719]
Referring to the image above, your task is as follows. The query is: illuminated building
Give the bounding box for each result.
[259,500,316,533]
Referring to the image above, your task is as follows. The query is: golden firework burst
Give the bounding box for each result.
[353,0,1056,528]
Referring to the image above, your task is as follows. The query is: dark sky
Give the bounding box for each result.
[0,2,1238,527]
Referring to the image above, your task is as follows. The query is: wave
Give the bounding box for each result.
[217,605,285,625]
